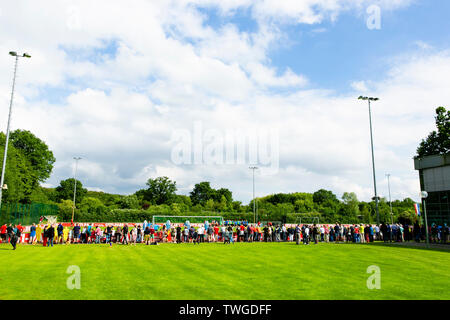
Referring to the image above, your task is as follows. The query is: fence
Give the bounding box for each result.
[0,203,59,225]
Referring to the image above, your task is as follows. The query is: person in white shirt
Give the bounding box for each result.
[320,226,325,242]
[198,226,204,243]
[282,225,287,241]
[304,226,310,245]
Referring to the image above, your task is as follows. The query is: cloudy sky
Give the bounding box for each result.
[1,0,449,204]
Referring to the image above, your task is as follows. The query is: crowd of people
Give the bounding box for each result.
[1,220,449,249]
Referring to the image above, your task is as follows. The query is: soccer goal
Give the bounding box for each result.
[152,215,224,225]
[295,216,320,225]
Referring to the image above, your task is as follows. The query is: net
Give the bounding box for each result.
[0,203,59,225]
[295,216,320,225]
[152,215,223,225]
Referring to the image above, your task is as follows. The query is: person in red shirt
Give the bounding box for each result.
[0,224,7,243]
[149,225,155,243]
[213,225,219,242]
[16,224,24,244]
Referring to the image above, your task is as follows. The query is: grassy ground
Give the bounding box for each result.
[0,241,449,300]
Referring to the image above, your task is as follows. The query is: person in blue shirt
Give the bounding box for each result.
[73,224,81,243]
[86,224,92,243]
[57,223,64,244]
[29,223,37,244]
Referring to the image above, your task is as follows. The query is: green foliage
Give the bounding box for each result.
[55,178,87,204]
[86,191,122,207]
[140,176,177,205]
[119,194,140,209]
[313,189,339,206]
[416,106,450,157]
[57,199,74,221]
[190,181,215,205]
[189,182,233,206]
[10,129,55,184]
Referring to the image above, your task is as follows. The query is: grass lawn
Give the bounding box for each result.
[0,242,449,300]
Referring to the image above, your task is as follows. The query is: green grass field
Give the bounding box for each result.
[0,242,449,300]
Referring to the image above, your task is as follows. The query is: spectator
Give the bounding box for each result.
[47,224,55,247]
[29,223,37,244]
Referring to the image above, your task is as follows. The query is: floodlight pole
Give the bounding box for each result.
[386,173,393,225]
[71,157,82,222]
[421,191,430,249]
[0,52,31,211]
[249,166,258,224]
[358,96,380,225]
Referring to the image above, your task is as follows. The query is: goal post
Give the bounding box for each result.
[294,215,320,225]
[152,215,224,225]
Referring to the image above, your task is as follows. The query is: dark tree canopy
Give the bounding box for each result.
[10,129,55,184]
[0,130,55,203]
[189,182,233,206]
[416,107,450,158]
[142,176,177,205]
[190,182,215,206]
[313,189,339,205]
[55,178,87,204]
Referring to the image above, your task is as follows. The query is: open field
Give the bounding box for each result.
[0,242,449,300]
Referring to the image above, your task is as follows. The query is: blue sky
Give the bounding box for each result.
[0,0,449,203]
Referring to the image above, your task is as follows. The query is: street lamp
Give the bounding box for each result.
[358,96,380,225]
[0,51,31,211]
[420,191,430,248]
[71,157,82,223]
[386,173,394,224]
[249,166,258,224]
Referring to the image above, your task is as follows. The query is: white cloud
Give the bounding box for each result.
[351,81,369,93]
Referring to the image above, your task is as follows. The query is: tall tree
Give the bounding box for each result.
[55,178,87,204]
[144,176,177,205]
[313,189,339,206]
[416,106,450,157]
[190,182,215,206]
[10,129,56,185]
[0,133,33,203]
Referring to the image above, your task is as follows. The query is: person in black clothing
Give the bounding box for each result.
[106,225,112,244]
[10,226,18,250]
[137,225,142,243]
[6,224,13,244]
[312,224,318,244]
[263,226,269,242]
[122,224,129,245]
[144,226,151,245]
[176,226,182,244]
[47,224,55,247]
[380,223,387,242]
[443,224,449,244]
[334,224,340,242]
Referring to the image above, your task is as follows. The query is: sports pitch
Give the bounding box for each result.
[0,242,449,300]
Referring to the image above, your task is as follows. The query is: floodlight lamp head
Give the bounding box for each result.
[420,191,428,199]
[9,51,17,57]
[23,53,31,58]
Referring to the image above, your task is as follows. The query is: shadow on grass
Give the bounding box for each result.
[366,241,450,253]
[281,240,450,253]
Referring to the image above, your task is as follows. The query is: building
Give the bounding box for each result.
[414,153,450,225]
